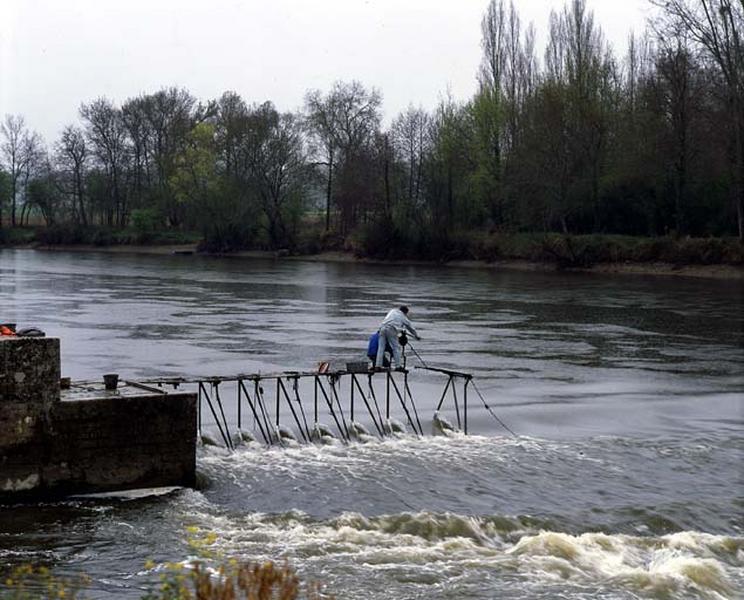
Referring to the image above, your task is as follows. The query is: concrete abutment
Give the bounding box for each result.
[0,337,197,501]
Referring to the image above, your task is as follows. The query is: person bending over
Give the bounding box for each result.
[375,305,420,370]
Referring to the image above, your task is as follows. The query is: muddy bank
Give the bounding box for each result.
[15,243,199,255]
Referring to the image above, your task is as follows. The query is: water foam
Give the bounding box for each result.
[508,530,740,599]
[177,500,742,599]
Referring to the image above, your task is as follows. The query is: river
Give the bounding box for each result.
[0,248,742,599]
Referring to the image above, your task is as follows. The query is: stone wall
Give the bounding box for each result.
[44,392,197,496]
[0,337,59,494]
[0,337,197,500]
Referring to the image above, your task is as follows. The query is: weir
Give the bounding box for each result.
[134,365,476,449]
[1,336,503,500]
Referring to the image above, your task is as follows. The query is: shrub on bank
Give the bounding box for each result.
[347,222,744,266]
[1,560,327,600]
[291,224,344,256]
[1,527,328,599]
[31,224,202,248]
[630,236,744,265]
[1,565,89,599]
[349,220,475,261]
[347,219,410,259]
[0,227,36,246]
[35,224,90,245]
[470,232,744,267]
[6,220,743,267]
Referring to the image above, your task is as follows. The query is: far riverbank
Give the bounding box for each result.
[8,243,744,281]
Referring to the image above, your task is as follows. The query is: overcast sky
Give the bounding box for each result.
[1,0,656,143]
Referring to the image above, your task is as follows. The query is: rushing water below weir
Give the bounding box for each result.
[0,248,742,600]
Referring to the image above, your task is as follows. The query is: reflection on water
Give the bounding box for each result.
[0,249,742,599]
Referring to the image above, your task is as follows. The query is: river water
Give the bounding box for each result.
[0,249,742,599]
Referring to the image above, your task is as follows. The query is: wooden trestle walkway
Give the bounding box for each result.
[137,366,475,450]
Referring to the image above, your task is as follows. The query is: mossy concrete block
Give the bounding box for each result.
[0,338,58,494]
[0,337,60,406]
[0,402,42,446]
[0,441,43,493]
[0,336,198,500]
[44,392,197,494]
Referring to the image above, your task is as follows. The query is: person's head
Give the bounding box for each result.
[399,305,409,315]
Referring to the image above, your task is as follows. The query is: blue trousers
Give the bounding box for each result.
[376,325,402,368]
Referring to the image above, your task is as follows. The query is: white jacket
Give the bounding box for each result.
[379,308,419,339]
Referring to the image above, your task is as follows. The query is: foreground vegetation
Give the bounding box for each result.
[1,560,324,600]
[1,0,743,256]
[1,528,327,600]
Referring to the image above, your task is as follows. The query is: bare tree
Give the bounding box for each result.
[480,0,507,93]
[330,81,382,231]
[25,153,60,226]
[1,115,27,227]
[305,81,382,232]
[544,0,614,231]
[654,40,704,233]
[477,0,508,219]
[56,126,89,226]
[140,88,201,226]
[80,98,129,226]
[215,91,250,180]
[305,89,339,231]
[18,131,45,225]
[245,104,308,248]
[477,1,535,227]
[121,96,154,205]
[391,105,431,210]
[652,0,744,238]
[625,32,655,111]
[427,95,477,228]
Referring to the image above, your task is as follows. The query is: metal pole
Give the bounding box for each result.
[197,383,202,435]
[255,380,273,444]
[315,376,348,443]
[329,376,350,440]
[452,380,461,430]
[367,374,385,432]
[352,374,383,437]
[199,382,232,449]
[404,374,423,435]
[314,377,319,423]
[292,377,312,442]
[388,373,419,436]
[213,382,233,449]
[386,371,391,420]
[350,374,355,422]
[435,377,452,412]
[275,378,281,427]
[239,379,269,445]
[464,377,470,435]
[237,378,242,430]
[278,378,308,443]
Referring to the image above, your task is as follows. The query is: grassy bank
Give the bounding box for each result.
[3,225,743,274]
[0,224,202,248]
[347,228,744,268]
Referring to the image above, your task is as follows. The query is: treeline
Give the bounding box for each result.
[1,0,743,256]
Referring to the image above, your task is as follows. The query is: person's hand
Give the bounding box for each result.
[415,335,421,341]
